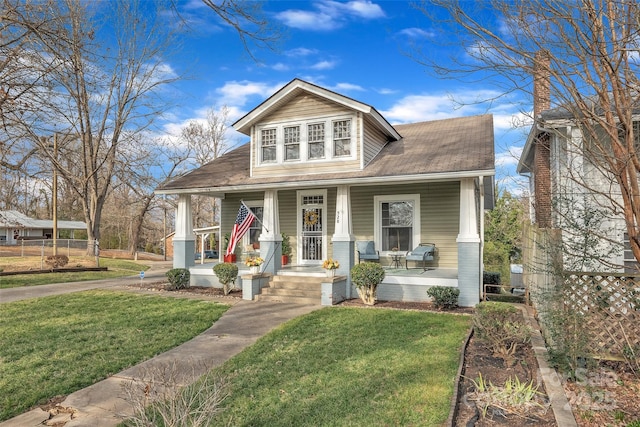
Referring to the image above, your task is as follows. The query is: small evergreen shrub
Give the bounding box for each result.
[426,286,460,309]
[350,262,385,305]
[166,268,190,290]
[213,262,239,295]
[473,301,531,366]
[45,255,69,269]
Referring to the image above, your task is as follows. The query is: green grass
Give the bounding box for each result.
[0,258,149,289]
[208,307,470,426]
[0,290,230,421]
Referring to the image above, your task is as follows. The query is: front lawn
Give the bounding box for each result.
[208,307,470,426]
[0,290,230,421]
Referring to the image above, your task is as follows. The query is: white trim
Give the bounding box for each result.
[155,169,496,195]
[254,114,356,166]
[373,194,421,254]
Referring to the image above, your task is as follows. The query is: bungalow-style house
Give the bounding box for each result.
[0,210,86,244]
[156,79,495,306]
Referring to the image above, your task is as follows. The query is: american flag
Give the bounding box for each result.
[226,204,256,256]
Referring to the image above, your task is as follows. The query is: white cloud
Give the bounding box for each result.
[276,10,337,31]
[212,80,283,109]
[272,63,289,71]
[333,82,365,92]
[276,0,385,31]
[310,60,338,70]
[495,146,523,168]
[382,93,469,123]
[398,28,435,39]
[285,47,319,57]
[319,1,385,19]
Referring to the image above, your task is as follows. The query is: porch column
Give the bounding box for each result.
[259,189,282,274]
[331,185,355,299]
[457,178,481,307]
[173,194,195,269]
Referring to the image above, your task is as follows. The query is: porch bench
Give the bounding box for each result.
[405,243,436,271]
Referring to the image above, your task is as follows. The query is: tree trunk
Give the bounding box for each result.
[358,285,377,306]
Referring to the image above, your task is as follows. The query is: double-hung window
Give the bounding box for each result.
[284,125,300,161]
[333,119,351,156]
[374,194,420,252]
[308,123,325,159]
[261,128,277,163]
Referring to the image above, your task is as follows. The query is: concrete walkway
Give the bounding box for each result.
[0,263,320,426]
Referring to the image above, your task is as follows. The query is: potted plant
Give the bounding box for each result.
[213,262,239,295]
[245,256,264,274]
[223,233,236,263]
[281,233,291,265]
[322,258,340,277]
[350,262,385,305]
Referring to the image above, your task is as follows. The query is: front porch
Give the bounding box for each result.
[189,261,458,305]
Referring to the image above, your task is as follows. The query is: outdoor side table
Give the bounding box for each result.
[390,253,403,269]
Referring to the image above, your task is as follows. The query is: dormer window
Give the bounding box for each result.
[284,126,300,160]
[261,128,277,163]
[308,123,325,159]
[255,115,354,166]
[333,119,351,156]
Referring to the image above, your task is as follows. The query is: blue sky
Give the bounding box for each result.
[160,0,531,192]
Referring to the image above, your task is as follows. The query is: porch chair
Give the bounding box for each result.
[356,240,380,263]
[405,243,436,271]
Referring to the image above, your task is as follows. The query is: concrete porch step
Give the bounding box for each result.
[256,274,324,304]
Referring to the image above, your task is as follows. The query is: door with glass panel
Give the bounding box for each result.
[298,191,326,265]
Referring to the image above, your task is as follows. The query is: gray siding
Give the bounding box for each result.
[362,115,388,165]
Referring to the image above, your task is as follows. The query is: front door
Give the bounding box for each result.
[298,190,327,265]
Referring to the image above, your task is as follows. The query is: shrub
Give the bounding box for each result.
[213,262,239,295]
[350,262,385,305]
[473,301,531,367]
[426,286,460,309]
[45,255,69,269]
[483,271,502,294]
[166,268,190,290]
[483,271,501,284]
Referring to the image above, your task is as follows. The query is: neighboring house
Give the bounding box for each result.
[0,210,86,244]
[517,57,634,272]
[156,79,495,306]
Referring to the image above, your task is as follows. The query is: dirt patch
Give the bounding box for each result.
[123,282,243,300]
[337,297,474,314]
[563,361,640,427]
[454,332,556,426]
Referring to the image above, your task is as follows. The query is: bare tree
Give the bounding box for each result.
[1,0,280,255]
[179,106,231,247]
[200,0,281,61]
[416,0,640,265]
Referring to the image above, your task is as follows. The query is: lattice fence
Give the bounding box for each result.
[563,272,640,358]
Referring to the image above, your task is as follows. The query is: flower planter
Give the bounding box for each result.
[326,269,336,278]
[250,266,260,274]
[282,255,289,265]
[223,254,236,263]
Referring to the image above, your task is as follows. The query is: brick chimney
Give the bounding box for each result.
[532,50,552,228]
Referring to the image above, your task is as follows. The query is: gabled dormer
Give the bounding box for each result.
[233,79,401,178]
